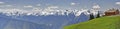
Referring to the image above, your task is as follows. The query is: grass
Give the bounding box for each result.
[64,15,120,29]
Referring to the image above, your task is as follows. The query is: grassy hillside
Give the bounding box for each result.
[64,15,120,29]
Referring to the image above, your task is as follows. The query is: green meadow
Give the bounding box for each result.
[64,15,120,29]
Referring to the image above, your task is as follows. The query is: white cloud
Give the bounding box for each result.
[0,5,13,7]
[24,5,33,8]
[92,4,100,9]
[47,6,59,9]
[116,2,120,5]
[6,5,12,7]
[0,2,4,4]
[70,2,76,6]
[36,4,41,6]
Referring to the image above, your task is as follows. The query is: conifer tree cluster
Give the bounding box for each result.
[90,11,100,20]
[96,12,100,18]
[89,13,94,20]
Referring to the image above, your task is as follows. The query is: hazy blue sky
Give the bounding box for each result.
[0,0,120,11]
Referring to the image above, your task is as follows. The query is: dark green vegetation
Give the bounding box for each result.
[96,12,100,18]
[89,13,94,20]
[64,15,120,29]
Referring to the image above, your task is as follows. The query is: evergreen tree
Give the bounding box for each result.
[89,13,94,20]
[96,12,100,18]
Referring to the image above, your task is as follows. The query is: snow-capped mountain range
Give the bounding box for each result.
[0,8,98,17]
